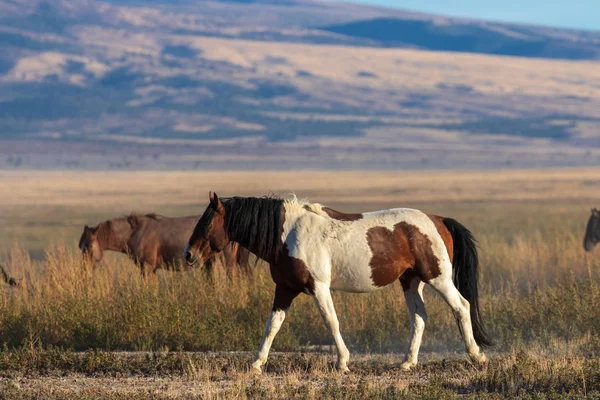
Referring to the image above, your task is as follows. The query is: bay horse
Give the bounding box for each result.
[184,193,492,373]
[79,214,249,277]
[584,208,600,252]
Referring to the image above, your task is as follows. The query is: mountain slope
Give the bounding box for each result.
[0,0,599,170]
[322,18,600,60]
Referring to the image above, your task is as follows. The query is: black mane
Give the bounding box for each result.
[222,196,284,262]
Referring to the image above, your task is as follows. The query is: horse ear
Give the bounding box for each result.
[84,225,89,231]
[209,191,218,206]
[209,192,224,214]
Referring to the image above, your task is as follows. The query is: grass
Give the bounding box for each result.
[1,169,600,398]
[0,348,598,398]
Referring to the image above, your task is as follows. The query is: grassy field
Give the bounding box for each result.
[1,169,600,398]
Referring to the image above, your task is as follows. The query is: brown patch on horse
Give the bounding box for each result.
[367,222,441,287]
[428,215,454,261]
[272,284,301,311]
[321,207,363,221]
[269,204,315,300]
[270,244,315,296]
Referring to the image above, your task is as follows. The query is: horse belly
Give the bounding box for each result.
[330,261,382,293]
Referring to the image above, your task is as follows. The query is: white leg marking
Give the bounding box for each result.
[252,309,287,373]
[401,277,427,370]
[428,273,486,364]
[312,282,350,372]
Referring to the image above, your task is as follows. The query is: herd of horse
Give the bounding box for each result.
[2,196,600,372]
[78,213,250,278]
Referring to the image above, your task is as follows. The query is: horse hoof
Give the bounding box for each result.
[471,353,487,365]
[337,364,350,373]
[400,361,415,371]
[251,365,262,375]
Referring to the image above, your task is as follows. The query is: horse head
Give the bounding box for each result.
[584,208,600,252]
[78,224,104,263]
[184,192,231,267]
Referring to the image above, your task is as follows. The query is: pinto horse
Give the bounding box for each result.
[79,213,249,277]
[584,208,600,252]
[184,193,492,373]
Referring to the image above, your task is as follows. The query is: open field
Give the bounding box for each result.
[1,169,600,398]
[2,168,600,256]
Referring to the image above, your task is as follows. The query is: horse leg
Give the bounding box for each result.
[252,284,300,373]
[427,272,486,364]
[140,262,151,278]
[312,282,350,372]
[400,275,427,370]
[139,256,158,282]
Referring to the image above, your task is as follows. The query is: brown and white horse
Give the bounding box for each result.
[79,213,249,277]
[184,193,492,372]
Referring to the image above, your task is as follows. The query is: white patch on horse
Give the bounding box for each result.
[281,200,450,293]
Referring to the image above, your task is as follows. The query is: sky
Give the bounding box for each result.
[332,0,600,31]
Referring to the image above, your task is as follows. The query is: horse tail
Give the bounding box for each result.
[442,218,493,348]
[0,263,19,287]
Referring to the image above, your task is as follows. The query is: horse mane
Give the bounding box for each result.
[221,196,284,262]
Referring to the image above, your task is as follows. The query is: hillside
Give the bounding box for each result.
[0,0,599,169]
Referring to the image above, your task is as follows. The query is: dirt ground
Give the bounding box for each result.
[0,350,596,399]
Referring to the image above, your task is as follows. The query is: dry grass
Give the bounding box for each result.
[2,168,600,256]
[1,350,599,399]
[2,168,600,207]
[1,169,600,398]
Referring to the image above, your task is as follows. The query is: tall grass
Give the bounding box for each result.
[1,215,599,357]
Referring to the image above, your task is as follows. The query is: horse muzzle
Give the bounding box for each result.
[184,249,199,266]
[584,240,596,252]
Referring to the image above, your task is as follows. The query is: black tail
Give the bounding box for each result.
[442,218,493,348]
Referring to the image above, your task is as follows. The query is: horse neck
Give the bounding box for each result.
[97,219,131,253]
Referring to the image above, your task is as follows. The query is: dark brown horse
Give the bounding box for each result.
[584,208,600,252]
[0,263,19,287]
[79,213,249,277]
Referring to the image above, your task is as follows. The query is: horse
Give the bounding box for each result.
[584,208,600,252]
[79,213,250,277]
[0,263,19,287]
[184,193,492,373]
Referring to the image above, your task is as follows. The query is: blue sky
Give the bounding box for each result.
[331,0,599,31]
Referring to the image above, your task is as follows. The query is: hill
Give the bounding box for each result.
[0,0,599,169]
